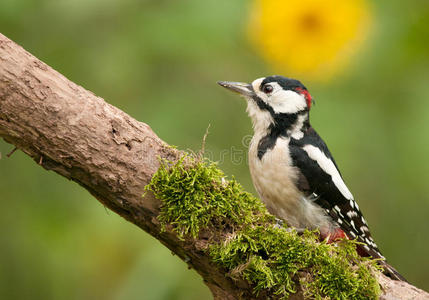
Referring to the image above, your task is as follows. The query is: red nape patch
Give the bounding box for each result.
[295,87,313,109]
[320,228,348,244]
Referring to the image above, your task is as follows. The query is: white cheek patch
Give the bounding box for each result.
[302,145,354,201]
[251,80,307,114]
[269,84,307,114]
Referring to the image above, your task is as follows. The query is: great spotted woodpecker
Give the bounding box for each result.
[218,75,406,281]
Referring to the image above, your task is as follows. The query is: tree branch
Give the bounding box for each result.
[0,33,427,299]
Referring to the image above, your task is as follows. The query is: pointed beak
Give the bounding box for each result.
[217,81,255,97]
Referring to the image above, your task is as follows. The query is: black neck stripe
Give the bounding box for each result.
[257,110,309,160]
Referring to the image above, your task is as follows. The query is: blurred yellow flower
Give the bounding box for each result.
[248,0,371,81]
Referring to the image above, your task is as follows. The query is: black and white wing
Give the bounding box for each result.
[289,127,381,258]
[290,127,407,281]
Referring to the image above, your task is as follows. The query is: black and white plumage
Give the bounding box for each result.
[218,75,405,281]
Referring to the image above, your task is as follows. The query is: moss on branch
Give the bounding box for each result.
[145,155,381,299]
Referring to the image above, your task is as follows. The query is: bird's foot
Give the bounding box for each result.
[320,228,348,243]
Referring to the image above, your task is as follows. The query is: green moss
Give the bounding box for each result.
[145,155,273,238]
[145,155,381,299]
[210,225,380,299]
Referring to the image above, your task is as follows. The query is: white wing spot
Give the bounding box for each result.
[347,210,358,218]
[337,218,343,224]
[364,237,378,249]
[333,205,345,218]
[360,226,369,232]
[350,220,355,228]
[303,145,354,200]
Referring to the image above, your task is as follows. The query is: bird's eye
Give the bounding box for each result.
[263,85,273,94]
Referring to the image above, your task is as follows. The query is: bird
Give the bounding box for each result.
[218,75,406,281]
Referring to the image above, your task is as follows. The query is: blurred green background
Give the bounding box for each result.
[1,0,428,299]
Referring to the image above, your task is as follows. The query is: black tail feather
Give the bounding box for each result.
[380,260,408,282]
[356,243,407,282]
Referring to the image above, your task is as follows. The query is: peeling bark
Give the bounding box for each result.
[0,33,427,299]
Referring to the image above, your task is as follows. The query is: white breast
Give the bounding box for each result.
[248,135,332,230]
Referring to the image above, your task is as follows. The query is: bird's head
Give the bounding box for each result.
[218,75,313,134]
